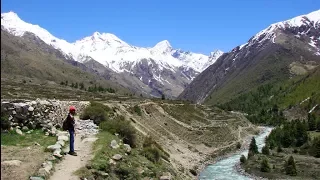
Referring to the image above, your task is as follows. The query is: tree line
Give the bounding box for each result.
[60,80,116,93]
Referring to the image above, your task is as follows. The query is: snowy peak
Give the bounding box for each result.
[241,9,320,55]
[210,50,224,58]
[1,11,224,75]
[1,11,19,21]
[74,31,129,49]
[282,9,320,27]
[152,40,172,52]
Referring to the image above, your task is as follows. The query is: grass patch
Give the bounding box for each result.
[309,131,320,140]
[80,123,177,179]
[100,115,137,148]
[1,129,56,147]
[133,105,142,116]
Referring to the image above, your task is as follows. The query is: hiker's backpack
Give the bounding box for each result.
[62,117,69,131]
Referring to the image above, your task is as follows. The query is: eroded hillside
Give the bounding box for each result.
[104,99,258,174]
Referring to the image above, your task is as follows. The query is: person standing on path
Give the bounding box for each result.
[67,106,78,156]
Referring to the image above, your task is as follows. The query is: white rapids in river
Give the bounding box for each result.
[199,127,273,180]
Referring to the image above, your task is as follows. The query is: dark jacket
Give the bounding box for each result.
[66,113,75,131]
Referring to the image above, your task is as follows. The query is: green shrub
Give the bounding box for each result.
[1,114,10,130]
[80,101,110,125]
[240,155,247,164]
[285,156,297,176]
[91,156,110,171]
[236,142,241,149]
[142,147,161,163]
[100,116,137,148]
[260,158,271,172]
[133,105,142,116]
[115,163,140,180]
[143,136,170,159]
[248,150,255,159]
[262,145,270,155]
[311,137,320,158]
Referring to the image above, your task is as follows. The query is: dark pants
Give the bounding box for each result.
[68,129,74,152]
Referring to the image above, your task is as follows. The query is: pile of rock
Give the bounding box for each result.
[76,119,99,135]
[1,99,89,132]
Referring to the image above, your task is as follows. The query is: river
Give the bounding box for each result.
[199,127,273,180]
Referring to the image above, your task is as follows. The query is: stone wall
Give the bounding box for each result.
[1,99,89,132]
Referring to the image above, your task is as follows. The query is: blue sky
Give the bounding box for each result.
[1,0,319,54]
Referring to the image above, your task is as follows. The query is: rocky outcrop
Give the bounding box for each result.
[1,99,89,132]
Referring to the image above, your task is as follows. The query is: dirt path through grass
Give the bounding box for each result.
[49,132,98,180]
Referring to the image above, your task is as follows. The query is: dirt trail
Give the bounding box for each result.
[49,133,97,180]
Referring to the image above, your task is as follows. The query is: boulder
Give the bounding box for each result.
[58,135,69,141]
[15,128,23,135]
[98,171,109,177]
[1,160,22,166]
[38,168,50,177]
[47,144,62,152]
[123,144,132,153]
[112,154,122,161]
[56,140,65,147]
[110,140,120,149]
[53,149,62,158]
[109,159,117,165]
[31,101,37,105]
[28,106,34,112]
[22,126,29,131]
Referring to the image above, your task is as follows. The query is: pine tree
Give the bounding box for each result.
[79,82,84,90]
[260,158,271,172]
[285,156,297,176]
[262,145,270,155]
[249,137,259,154]
[308,113,316,131]
[282,129,293,148]
[316,118,320,131]
[248,149,255,159]
[295,121,308,147]
[161,94,165,100]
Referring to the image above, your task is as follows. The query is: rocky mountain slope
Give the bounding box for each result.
[1,12,223,98]
[179,10,320,104]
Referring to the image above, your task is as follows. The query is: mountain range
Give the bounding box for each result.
[1,11,223,98]
[179,9,320,104]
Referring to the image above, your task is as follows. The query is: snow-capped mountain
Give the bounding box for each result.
[179,9,320,103]
[1,11,223,97]
[239,9,320,56]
